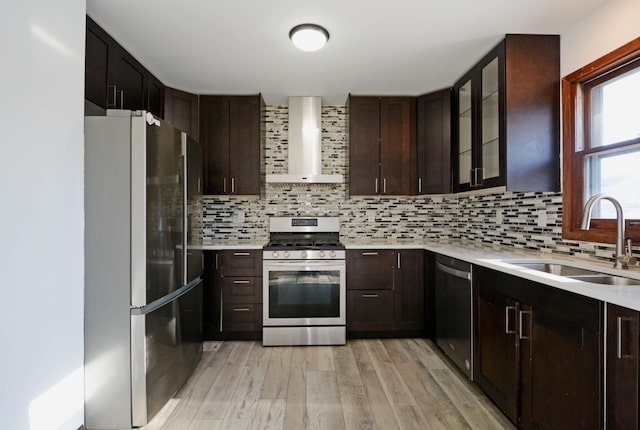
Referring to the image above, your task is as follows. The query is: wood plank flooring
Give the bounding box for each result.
[145,339,516,430]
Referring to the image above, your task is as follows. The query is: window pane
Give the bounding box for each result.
[585,146,640,218]
[590,67,640,148]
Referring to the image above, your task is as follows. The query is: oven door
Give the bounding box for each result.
[263,260,346,327]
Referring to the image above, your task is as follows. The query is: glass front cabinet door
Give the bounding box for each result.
[453,34,560,193]
[454,42,505,192]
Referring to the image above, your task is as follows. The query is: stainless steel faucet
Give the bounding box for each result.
[580,193,627,269]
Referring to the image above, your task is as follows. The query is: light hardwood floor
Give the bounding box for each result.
[146,338,516,430]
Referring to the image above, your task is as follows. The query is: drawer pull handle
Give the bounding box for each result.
[233,280,251,284]
[233,252,251,256]
[361,252,379,256]
[233,308,251,312]
[362,294,379,298]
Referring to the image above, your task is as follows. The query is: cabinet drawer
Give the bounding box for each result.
[347,250,395,290]
[222,303,258,332]
[220,250,262,276]
[222,276,257,303]
[347,290,394,331]
[222,276,263,304]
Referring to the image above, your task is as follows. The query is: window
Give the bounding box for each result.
[563,37,640,244]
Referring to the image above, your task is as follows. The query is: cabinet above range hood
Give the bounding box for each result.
[266,96,343,184]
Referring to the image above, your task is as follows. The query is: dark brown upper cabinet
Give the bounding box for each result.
[348,95,417,196]
[85,16,164,118]
[453,34,560,192]
[417,89,452,194]
[147,73,164,119]
[164,87,199,141]
[199,95,265,195]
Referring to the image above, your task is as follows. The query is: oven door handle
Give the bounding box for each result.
[263,261,346,271]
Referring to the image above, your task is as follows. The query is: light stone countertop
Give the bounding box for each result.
[345,239,640,312]
[189,238,640,311]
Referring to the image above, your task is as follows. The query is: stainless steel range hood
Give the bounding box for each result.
[266,96,343,184]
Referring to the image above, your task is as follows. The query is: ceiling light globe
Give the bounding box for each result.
[289,24,329,52]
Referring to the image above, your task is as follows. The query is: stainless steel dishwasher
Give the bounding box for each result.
[434,254,473,379]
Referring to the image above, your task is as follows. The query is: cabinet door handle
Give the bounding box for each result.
[375,178,379,194]
[476,168,484,187]
[220,289,224,332]
[197,177,201,193]
[233,252,251,256]
[223,177,227,193]
[119,90,124,109]
[397,252,401,269]
[362,294,379,298]
[233,280,251,284]
[505,306,516,334]
[361,252,379,256]
[617,316,624,358]
[469,169,475,186]
[231,177,235,193]
[215,253,220,270]
[233,307,251,312]
[107,85,117,108]
[617,316,635,359]
[383,178,387,194]
[418,177,422,194]
[519,310,531,340]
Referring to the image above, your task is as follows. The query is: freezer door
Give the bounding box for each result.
[131,279,203,427]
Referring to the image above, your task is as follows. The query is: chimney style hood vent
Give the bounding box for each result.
[266,96,343,184]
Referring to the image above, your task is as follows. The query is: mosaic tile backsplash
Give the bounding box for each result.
[195,104,631,264]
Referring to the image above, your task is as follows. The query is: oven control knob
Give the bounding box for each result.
[329,250,336,258]
[283,251,290,258]
[272,251,279,259]
[301,250,308,259]
[319,250,325,258]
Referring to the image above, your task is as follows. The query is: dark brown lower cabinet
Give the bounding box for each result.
[347,249,424,336]
[394,250,425,330]
[347,290,394,331]
[476,286,518,422]
[474,267,602,430]
[606,303,639,430]
[520,306,601,429]
[203,250,262,340]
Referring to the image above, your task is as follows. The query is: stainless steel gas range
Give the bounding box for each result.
[262,217,346,346]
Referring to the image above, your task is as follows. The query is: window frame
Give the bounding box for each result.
[562,36,640,244]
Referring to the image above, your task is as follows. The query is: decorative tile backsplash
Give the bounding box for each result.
[195,104,628,264]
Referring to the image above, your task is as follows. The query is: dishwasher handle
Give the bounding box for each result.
[436,261,471,281]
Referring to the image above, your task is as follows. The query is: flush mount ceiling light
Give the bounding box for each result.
[289,24,329,52]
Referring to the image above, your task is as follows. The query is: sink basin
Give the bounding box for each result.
[512,262,640,286]
[514,262,600,277]
[568,275,640,286]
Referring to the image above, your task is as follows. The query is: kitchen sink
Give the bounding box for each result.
[512,262,640,286]
[514,262,599,277]
[567,275,640,286]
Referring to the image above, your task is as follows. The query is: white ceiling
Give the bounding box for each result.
[86,0,607,105]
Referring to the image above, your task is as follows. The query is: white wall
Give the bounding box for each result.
[0,1,86,429]
[561,0,640,76]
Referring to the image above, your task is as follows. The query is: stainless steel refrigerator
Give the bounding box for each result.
[84,110,203,429]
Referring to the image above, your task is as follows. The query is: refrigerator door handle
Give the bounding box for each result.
[131,277,202,315]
